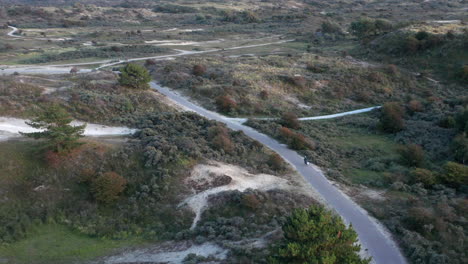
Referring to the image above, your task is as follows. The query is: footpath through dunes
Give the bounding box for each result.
[151,82,408,264]
[0,117,136,141]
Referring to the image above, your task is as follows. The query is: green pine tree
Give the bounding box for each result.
[119,63,152,89]
[21,105,86,153]
[269,205,371,264]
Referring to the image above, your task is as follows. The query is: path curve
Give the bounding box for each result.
[7,26,21,38]
[150,82,407,264]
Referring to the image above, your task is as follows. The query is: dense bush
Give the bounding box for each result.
[215,95,237,113]
[119,63,151,89]
[279,126,314,150]
[192,64,207,76]
[399,144,425,167]
[321,21,343,34]
[268,153,285,171]
[441,162,468,187]
[349,17,393,40]
[280,112,300,129]
[410,168,436,187]
[379,102,405,133]
[91,172,127,204]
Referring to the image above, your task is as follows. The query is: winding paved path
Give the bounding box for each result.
[151,82,407,264]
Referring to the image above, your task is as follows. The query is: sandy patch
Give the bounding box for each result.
[102,241,227,264]
[180,161,296,229]
[0,117,136,141]
[285,95,311,109]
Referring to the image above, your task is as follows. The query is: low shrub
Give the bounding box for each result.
[215,95,237,113]
[91,172,127,204]
[280,112,300,129]
[379,102,405,133]
[399,144,425,167]
[410,168,436,187]
[192,64,207,76]
[441,162,468,187]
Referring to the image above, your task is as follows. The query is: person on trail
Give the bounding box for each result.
[304,156,308,165]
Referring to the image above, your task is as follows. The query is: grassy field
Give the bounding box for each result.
[329,133,398,185]
[0,224,143,264]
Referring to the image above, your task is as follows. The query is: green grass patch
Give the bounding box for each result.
[0,140,44,185]
[0,224,144,264]
[347,168,386,185]
[332,133,397,154]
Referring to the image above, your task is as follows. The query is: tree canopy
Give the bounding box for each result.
[269,205,370,264]
[21,105,85,153]
[119,63,152,89]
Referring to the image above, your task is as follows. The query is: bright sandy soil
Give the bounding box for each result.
[0,117,136,141]
[179,161,312,229]
[101,241,227,264]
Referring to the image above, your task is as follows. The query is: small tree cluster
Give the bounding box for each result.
[404,31,444,54]
[21,105,86,154]
[269,205,370,264]
[119,63,151,89]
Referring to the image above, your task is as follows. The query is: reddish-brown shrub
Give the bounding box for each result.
[399,144,425,167]
[279,126,315,150]
[211,134,234,153]
[289,132,314,150]
[193,64,207,76]
[291,75,307,88]
[44,150,61,168]
[145,59,157,66]
[241,193,261,210]
[91,172,127,204]
[379,102,405,133]
[280,112,301,129]
[408,100,424,112]
[259,90,269,100]
[215,95,237,113]
[70,67,79,74]
[279,126,294,139]
[386,64,399,76]
[268,153,284,171]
